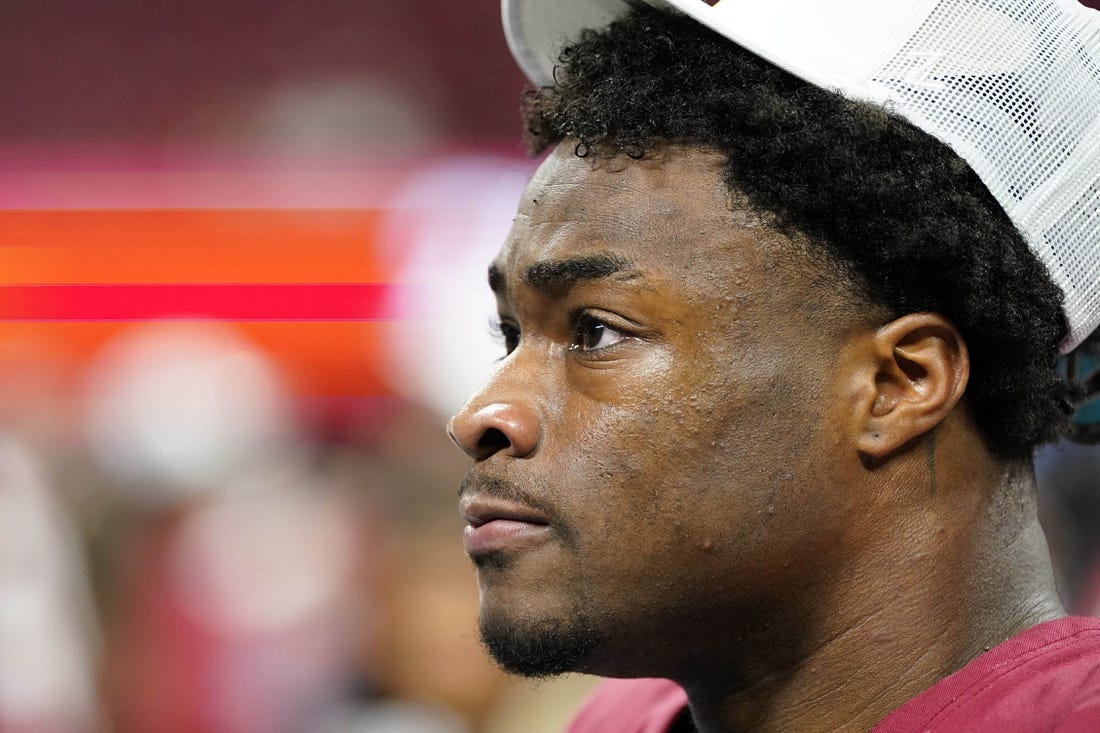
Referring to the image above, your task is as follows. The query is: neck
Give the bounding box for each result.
[677,453,1064,733]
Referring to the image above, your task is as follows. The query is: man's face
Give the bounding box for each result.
[449,143,863,680]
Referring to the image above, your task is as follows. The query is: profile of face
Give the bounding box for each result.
[448,142,874,682]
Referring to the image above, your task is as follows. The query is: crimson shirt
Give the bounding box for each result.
[567,617,1100,732]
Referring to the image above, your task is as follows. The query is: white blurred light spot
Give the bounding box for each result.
[0,438,99,729]
[380,155,534,417]
[83,321,296,500]
[170,474,356,637]
[244,78,439,154]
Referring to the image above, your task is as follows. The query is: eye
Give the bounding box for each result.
[570,313,627,353]
[489,319,520,355]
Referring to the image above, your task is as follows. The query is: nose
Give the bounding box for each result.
[447,401,541,461]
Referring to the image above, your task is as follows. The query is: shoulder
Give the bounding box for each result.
[875,616,1100,732]
[565,678,689,733]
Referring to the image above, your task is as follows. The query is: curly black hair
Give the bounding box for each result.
[521,7,1076,459]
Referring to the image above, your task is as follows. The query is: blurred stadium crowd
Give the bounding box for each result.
[0,1,1097,732]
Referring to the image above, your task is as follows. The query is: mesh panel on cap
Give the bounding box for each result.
[866,0,1100,350]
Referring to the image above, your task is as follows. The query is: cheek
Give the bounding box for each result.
[551,327,837,516]
[552,339,761,510]
[551,387,736,568]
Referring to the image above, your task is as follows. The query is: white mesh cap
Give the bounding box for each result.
[504,0,1100,352]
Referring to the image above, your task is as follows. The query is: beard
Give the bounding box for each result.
[478,600,607,678]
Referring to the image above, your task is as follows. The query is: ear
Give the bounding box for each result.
[852,313,970,461]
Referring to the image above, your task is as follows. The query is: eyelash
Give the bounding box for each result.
[568,311,628,354]
[490,312,630,357]
[488,318,520,356]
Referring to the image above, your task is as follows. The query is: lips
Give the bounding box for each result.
[460,497,552,557]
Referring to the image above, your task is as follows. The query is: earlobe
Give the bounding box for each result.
[854,313,969,461]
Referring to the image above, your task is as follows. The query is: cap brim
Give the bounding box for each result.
[501,0,933,98]
[503,0,639,86]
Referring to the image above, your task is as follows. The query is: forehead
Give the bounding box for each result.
[496,143,775,288]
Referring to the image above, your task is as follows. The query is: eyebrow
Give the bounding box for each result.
[488,253,635,295]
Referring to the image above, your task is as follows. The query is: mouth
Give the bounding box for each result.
[460,497,553,558]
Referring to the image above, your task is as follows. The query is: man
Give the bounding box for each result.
[449,0,1100,730]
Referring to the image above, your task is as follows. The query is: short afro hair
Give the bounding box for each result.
[521,7,1075,459]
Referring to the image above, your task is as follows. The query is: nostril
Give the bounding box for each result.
[450,402,539,459]
[477,427,511,457]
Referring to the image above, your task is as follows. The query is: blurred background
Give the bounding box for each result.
[0,1,1097,732]
[0,2,591,731]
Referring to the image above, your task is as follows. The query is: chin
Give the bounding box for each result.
[477,599,607,678]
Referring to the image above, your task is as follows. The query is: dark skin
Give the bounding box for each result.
[449,142,1064,732]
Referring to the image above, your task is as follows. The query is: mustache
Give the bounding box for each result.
[458,471,546,509]
[458,471,574,543]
